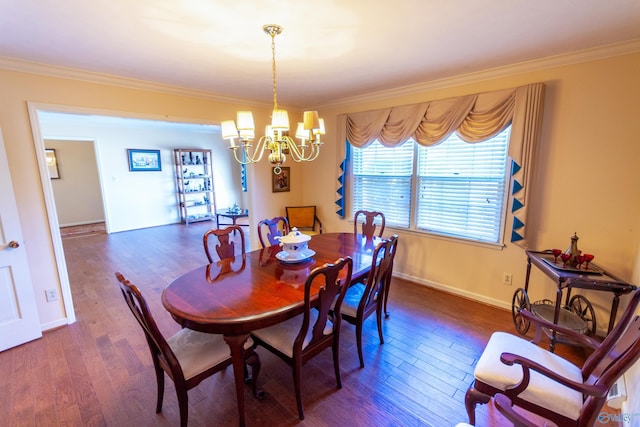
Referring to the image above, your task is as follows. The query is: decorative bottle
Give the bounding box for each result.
[565,232,580,267]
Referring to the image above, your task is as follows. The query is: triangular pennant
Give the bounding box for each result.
[512,198,524,212]
[511,180,523,195]
[336,187,344,196]
[511,230,524,242]
[336,208,344,217]
[335,197,344,207]
[511,160,521,176]
[512,216,525,230]
[337,174,345,185]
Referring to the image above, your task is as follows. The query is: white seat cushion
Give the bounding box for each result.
[167,329,253,380]
[474,332,583,420]
[252,309,333,358]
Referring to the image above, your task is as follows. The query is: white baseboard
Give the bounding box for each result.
[394,272,511,311]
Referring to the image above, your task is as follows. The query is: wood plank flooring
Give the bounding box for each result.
[2,222,590,426]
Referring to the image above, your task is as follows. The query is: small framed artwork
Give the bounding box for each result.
[128,149,162,171]
[45,149,60,179]
[272,167,290,192]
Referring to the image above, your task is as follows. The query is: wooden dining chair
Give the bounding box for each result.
[353,210,386,238]
[285,205,323,235]
[465,288,640,426]
[114,272,261,427]
[250,257,353,420]
[257,216,290,248]
[338,235,398,368]
[203,225,245,263]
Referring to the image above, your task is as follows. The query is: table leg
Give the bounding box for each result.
[224,333,251,427]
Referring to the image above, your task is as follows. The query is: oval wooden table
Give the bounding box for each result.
[161,232,381,426]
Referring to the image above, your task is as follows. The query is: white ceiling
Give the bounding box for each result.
[1,0,639,108]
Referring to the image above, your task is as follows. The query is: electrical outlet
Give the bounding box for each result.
[45,289,58,302]
[502,273,513,286]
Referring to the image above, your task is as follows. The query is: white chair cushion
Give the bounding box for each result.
[474,332,583,420]
[340,283,366,317]
[251,309,333,358]
[167,329,253,380]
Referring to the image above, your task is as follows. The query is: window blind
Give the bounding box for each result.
[416,128,510,242]
[352,141,414,228]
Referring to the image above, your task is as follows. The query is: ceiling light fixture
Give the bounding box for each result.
[220,24,325,175]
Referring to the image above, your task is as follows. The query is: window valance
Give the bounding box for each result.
[336,83,545,247]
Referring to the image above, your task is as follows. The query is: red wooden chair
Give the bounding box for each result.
[353,210,385,239]
[115,272,260,427]
[465,288,640,426]
[339,235,398,368]
[203,225,245,263]
[250,257,353,420]
[257,216,290,248]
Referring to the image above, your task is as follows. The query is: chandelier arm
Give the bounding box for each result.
[285,137,320,162]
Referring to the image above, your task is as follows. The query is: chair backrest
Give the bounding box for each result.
[257,216,290,248]
[354,210,386,238]
[359,236,396,315]
[115,272,180,375]
[295,257,353,354]
[286,206,322,234]
[579,288,640,424]
[203,225,245,263]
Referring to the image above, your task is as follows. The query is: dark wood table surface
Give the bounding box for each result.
[161,232,381,426]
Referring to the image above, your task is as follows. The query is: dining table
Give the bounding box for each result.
[161,232,382,426]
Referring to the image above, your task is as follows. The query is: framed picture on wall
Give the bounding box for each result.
[128,149,162,171]
[272,167,290,192]
[45,149,60,179]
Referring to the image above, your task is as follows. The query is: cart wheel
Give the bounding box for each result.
[511,288,531,335]
[569,294,597,336]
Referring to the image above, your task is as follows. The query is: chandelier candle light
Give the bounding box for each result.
[221,24,325,175]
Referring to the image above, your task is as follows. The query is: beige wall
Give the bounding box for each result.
[2,50,639,334]
[309,52,640,329]
[45,139,104,227]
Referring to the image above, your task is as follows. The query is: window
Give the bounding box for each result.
[351,126,511,243]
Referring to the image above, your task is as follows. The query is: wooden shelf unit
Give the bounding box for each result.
[174,149,216,225]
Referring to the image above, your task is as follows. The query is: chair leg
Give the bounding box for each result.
[245,349,264,399]
[153,363,164,413]
[383,277,391,318]
[356,321,365,368]
[293,360,305,420]
[332,337,343,389]
[464,383,491,425]
[376,306,385,345]
[176,386,189,427]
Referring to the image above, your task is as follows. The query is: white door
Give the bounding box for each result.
[0,127,42,351]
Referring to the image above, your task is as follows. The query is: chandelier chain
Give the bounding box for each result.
[270,30,278,110]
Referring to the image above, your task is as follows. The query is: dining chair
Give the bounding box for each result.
[285,205,323,235]
[114,272,261,427]
[250,257,353,420]
[353,210,386,239]
[338,235,398,368]
[257,216,290,248]
[203,225,245,263]
[382,232,398,318]
[465,288,640,426]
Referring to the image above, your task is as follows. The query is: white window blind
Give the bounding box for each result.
[417,128,510,242]
[351,126,511,243]
[352,141,414,228]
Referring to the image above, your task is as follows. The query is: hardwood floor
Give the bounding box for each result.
[2,222,589,426]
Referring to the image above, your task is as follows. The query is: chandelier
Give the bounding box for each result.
[220,24,325,175]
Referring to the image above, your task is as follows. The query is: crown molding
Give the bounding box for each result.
[2,38,639,112]
[312,38,640,110]
[0,56,271,109]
